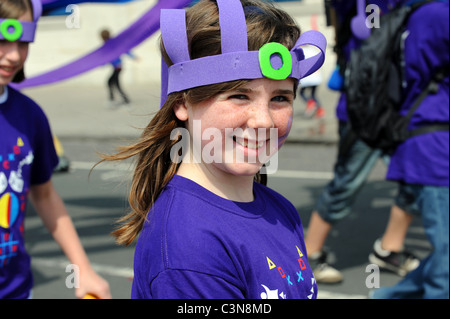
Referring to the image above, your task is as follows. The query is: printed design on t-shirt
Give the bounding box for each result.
[0,137,30,267]
[0,137,32,230]
[262,246,317,299]
[260,284,286,299]
[0,232,20,267]
[1,138,33,194]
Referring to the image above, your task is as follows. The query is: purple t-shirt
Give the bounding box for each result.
[386,1,449,186]
[132,175,317,299]
[0,86,58,299]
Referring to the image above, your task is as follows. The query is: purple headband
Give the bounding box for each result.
[0,0,42,42]
[160,0,327,107]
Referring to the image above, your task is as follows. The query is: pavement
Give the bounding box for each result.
[23,80,341,145]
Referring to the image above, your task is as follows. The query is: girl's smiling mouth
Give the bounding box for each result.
[233,136,267,150]
[0,65,17,77]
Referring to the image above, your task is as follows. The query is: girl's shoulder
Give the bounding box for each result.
[6,86,46,115]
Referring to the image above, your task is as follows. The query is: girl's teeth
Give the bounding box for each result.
[237,139,263,149]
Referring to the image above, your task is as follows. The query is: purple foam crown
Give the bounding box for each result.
[160,0,327,106]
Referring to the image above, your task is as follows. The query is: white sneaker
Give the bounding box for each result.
[309,251,344,284]
[368,239,420,277]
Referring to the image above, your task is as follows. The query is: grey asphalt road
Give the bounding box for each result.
[26,140,431,299]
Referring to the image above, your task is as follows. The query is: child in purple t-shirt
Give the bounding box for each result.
[0,0,110,299]
[102,0,326,299]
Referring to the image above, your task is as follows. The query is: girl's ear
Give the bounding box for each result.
[173,103,189,121]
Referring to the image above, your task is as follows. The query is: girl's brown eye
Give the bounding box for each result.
[230,95,248,100]
[272,96,290,103]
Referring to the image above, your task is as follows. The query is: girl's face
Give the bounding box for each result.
[0,11,32,87]
[175,78,294,179]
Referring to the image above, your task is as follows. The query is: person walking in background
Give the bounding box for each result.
[371,0,449,299]
[299,45,325,119]
[299,14,325,119]
[305,0,420,284]
[0,0,111,299]
[100,29,138,109]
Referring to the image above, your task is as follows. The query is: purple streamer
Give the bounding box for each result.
[12,0,191,90]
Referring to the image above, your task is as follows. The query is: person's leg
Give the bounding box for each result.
[311,122,382,226]
[372,185,449,299]
[305,121,381,283]
[107,71,115,101]
[369,187,420,277]
[113,68,130,104]
[300,87,318,117]
[299,87,308,102]
[310,86,322,108]
[419,186,449,298]
[371,260,426,299]
[310,86,325,118]
[305,211,331,255]
[380,205,413,252]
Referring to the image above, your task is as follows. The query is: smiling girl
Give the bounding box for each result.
[102,0,326,299]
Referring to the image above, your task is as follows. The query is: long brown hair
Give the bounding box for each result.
[102,0,301,246]
[0,0,33,83]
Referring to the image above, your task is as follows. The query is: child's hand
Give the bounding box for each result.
[76,268,112,299]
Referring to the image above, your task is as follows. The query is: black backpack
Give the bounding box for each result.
[344,0,449,153]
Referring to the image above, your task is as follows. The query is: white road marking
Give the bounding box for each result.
[32,257,134,279]
[70,161,132,172]
[318,291,367,299]
[272,169,334,180]
[71,161,333,180]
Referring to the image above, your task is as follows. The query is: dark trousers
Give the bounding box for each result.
[108,68,129,103]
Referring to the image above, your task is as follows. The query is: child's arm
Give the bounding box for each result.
[29,180,112,299]
[126,51,139,61]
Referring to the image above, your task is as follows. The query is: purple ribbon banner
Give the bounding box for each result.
[12,0,191,90]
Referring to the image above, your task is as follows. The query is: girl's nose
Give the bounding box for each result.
[247,103,275,129]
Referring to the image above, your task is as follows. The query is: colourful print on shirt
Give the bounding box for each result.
[262,246,317,299]
[0,232,20,267]
[0,136,32,267]
[0,192,19,229]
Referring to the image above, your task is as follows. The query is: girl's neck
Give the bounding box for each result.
[0,85,4,95]
[176,162,255,203]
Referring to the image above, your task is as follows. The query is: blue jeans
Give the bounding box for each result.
[372,184,449,299]
[315,121,387,224]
